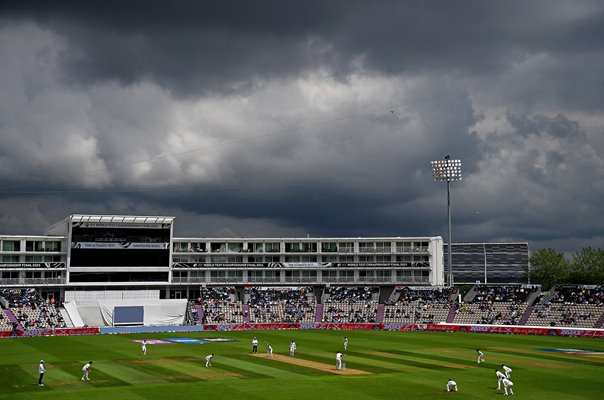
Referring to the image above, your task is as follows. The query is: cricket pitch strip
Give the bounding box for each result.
[251,353,371,375]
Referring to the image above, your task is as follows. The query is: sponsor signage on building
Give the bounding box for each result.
[71,242,169,250]
[72,222,171,229]
[172,261,427,268]
[0,262,66,269]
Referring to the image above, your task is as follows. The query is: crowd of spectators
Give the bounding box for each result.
[199,287,245,324]
[452,285,531,325]
[383,287,453,324]
[550,286,604,305]
[322,287,378,323]
[246,287,316,323]
[324,287,373,302]
[454,302,525,325]
[0,288,66,330]
[525,286,604,328]
[471,285,531,304]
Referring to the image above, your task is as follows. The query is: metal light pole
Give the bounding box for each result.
[431,156,462,287]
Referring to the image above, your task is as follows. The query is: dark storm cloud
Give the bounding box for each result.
[507,112,585,139]
[3,0,604,97]
[0,0,603,255]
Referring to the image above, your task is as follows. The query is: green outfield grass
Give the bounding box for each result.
[1,330,603,400]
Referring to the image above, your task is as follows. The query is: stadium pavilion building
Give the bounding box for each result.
[0,214,528,301]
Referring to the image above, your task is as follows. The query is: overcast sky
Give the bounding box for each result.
[0,1,603,254]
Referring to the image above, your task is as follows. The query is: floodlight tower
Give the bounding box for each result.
[431,156,462,287]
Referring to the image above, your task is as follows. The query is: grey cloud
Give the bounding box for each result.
[507,112,586,139]
[0,1,603,256]
[4,1,604,98]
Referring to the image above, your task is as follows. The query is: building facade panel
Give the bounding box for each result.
[1,215,528,299]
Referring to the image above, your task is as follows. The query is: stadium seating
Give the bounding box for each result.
[0,288,66,330]
[525,285,604,328]
[0,309,14,332]
[383,287,454,324]
[322,287,378,323]
[2,284,602,329]
[200,287,245,324]
[452,285,532,325]
[246,287,316,323]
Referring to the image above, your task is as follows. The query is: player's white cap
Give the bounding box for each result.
[40,360,44,363]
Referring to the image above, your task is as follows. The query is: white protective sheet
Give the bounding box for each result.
[63,300,86,328]
[95,299,187,326]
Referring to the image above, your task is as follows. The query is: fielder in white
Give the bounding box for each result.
[81,361,92,381]
[266,343,273,358]
[289,340,297,357]
[476,349,484,364]
[496,369,507,390]
[141,340,147,356]
[335,351,343,370]
[502,378,514,395]
[343,337,349,351]
[446,379,458,392]
[205,354,214,367]
[501,364,512,378]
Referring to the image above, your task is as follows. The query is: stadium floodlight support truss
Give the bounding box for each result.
[431,156,462,287]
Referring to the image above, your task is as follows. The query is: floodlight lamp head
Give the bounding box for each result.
[430,157,462,182]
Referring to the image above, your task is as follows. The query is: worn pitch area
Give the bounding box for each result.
[250,353,371,375]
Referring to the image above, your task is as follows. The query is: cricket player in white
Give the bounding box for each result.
[502,378,514,395]
[141,340,147,356]
[81,361,92,381]
[501,364,512,378]
[266,343,273,358]
[205,354,214,367]
[38,360,45,386]
[289,340,296,356]
[336,351,343,370]
[476,349,484,364]
[446,379,458,392]
[343,337,349,350]
[252,337,259,353]
[496,369,507,390]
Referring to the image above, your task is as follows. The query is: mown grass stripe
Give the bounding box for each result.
[346,351,452,371]
[386,349,478,367]
[214,355,301,378]
[488,348,604,367]
[94,360,162,385]
[229,353,330,376]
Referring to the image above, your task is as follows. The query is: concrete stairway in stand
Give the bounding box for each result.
[195,304,204,324]
[242,304,250,323]
[315,303,323,323]
[4,308,23,331]
[519,306,534,325]
[376,304,385,323]
[446,304,457,323]
[594,312,604,328]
